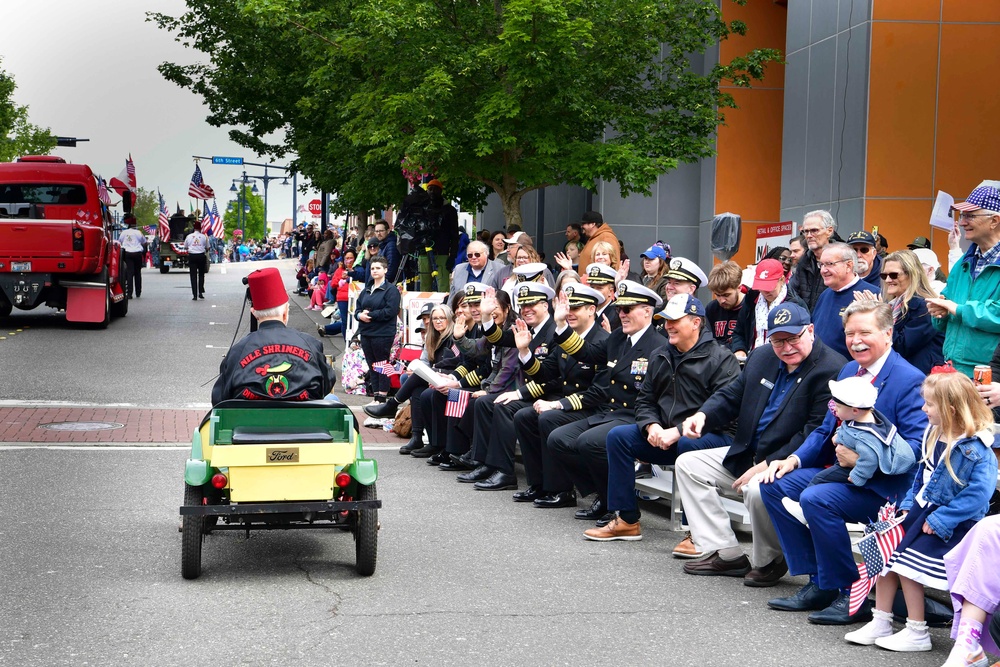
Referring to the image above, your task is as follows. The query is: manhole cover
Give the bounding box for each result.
[40,421,125,432]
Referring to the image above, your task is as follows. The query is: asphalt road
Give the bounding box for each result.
[0,260,965,666]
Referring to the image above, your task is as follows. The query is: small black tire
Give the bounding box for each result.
[354,483,378,576]
[181,483,204,580]
[160,265,169,274]
[0,299,11,318]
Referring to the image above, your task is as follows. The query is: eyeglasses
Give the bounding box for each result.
[801,228,825,236]
[468,252,483,258]
[817,259,850,269]
[851,245,872,254]
[959,212,994,222]
[770,332,805,349]
[778,255,792,263]
[431,316,448,321]
[879,272,902,281]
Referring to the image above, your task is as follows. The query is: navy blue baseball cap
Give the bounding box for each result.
[767,303,811,337]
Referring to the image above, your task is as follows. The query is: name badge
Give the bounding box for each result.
[760,378,774,390]
[607,359,617,368]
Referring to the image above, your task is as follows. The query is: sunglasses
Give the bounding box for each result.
[851,245,873,254]
[879,272,902,281]
[468,252,484,258]
[618,304,644,314]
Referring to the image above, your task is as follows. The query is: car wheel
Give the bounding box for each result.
[160,265,169,274]
[181,483,204,580]
[354,482,378,576]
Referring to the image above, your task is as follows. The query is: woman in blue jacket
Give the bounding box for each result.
[873,250,944,374]
[355,256,401,402]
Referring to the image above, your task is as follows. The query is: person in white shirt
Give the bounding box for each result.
[118,214,147,299]
[183,219,210,301]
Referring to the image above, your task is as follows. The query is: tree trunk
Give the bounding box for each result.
[495,186,524,231]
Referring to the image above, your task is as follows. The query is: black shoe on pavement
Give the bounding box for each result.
[410,445,442,459]
[439,455,476,471]
[427,451,450,466]
[457,465,492,483]
[533,490,577,508]
[398,434,423,455]
[744,556,788,588]
[767,583,839,612]
[512,485,546,503]
[807,594,872,625]
[574,497,606,520]
[474,471,518,491]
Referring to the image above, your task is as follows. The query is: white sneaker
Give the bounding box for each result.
[874,622,932,652]
[781,497,809,527]
[844,610,893,645]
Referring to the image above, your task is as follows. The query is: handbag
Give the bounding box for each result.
[391,404,412,438]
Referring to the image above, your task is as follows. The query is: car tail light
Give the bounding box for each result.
[72,226,84,251]
[211,473,228,489]
[335,472,351,488]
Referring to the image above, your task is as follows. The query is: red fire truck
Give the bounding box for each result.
[0,156,127,327]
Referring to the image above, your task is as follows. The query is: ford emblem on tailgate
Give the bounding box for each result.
[266,447,299,463]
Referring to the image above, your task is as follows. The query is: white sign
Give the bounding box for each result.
[930,191,955,232]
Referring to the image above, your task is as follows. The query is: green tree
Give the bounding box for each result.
[0,60,55,162]
[151,0,778,228]
[222,186,265,240]
[132,187,159,232]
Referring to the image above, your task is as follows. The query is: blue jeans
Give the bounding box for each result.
[606,424,733,514]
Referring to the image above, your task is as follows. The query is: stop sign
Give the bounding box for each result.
[308,199,323,215]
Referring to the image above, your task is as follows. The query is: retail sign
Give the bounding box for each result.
[755,221,793,262]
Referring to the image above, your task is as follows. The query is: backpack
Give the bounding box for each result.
[391,404,412,437]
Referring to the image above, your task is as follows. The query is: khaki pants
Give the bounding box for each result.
[418,254,450,292]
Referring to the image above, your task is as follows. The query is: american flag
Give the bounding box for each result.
[97,176,111,205]
[188,164,215,199]
[143,225,155,235]
[445,388,471,418]
[373,361,402,378]
[848,503,905,615]
[210,200,224,238]
[157,190,171,243]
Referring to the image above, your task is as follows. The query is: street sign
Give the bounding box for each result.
[212,156,244,165]
[308,199,323,215]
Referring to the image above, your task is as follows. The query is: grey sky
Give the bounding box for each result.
[0,0,315,228]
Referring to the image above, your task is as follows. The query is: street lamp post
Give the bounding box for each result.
[244,164,292,235]
[230,171,259,238]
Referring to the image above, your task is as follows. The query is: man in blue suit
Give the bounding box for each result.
[757,299,926,625]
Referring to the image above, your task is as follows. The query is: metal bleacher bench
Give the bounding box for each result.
[634,465,751,532]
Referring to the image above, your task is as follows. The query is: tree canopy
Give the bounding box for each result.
[221,186,266,240]
[151,0,778,227]
[0,60,55,162]
[132,187,159,232]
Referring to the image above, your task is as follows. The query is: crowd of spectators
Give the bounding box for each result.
[285,183,1000,666]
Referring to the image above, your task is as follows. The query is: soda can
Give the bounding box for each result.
[973,365,992,386]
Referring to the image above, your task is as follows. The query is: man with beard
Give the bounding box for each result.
[846,230,882,288]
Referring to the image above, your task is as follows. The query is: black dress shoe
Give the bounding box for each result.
[744,556,788,588]
[410,445,442,459]
[474,471,518,491]
[457,465,493,483]
[595,512,616,528]
[767,582,839,612]
[512,485,546,503]
[574,497,606,520]
[439,456,476,472]
[365,397,399,418]
[682,553,751,577]
[426,451,450,466]
[533,490,577,508]
[808,594,872,625]
[399,434,424,455]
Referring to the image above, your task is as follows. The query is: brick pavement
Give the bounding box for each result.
[0,405,405,445]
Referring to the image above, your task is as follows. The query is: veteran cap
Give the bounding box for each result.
[907,236,931,250]
[585,262,618,285]
[515,282,555,307]
[766,303,811,337]
[614,280,663,308]
[846,230,876,246]
[666,257,708,287]
[513,262,548,282]
[562,283,603,308]
[463,282,489,303]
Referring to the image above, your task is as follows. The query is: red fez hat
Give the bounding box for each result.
[247,267,288,310]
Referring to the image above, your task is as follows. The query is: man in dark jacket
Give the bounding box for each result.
[788,210,839,311]
[211,267,335,404]
[582,294,740,541]
[674,303,846,581]
[421,179,459,291]
[547,281,667,524]
[373,219,402,283]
